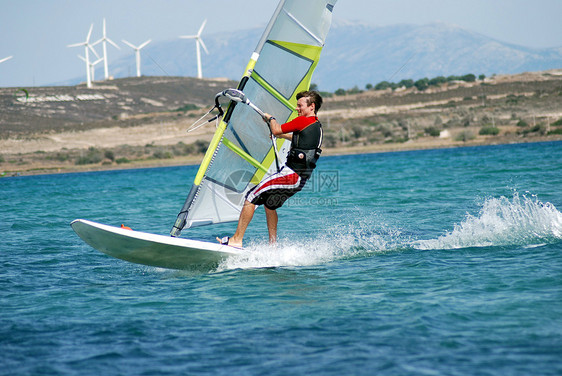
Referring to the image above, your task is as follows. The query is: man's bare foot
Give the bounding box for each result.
[216,236,243,248]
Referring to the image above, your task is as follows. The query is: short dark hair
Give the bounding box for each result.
[296,90,323,114]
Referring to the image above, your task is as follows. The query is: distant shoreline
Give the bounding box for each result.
[3,136,560,178]
[2,71,561,177]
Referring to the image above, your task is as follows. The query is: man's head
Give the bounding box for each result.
[296,90,323,116]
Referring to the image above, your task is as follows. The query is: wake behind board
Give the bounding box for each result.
[71,219,245,270]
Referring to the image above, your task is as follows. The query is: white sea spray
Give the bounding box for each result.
[415,192,562,250]
[216,209,409,271]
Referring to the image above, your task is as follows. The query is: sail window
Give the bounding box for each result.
[253,41,313,100]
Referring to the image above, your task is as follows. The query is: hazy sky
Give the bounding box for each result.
[1,0,561,88]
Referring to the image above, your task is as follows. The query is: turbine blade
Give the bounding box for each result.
[0,56,14,64]
[77,55,87,63]
[86,23,94,43]
[106,37,121,49]
[199,38,209,54]
[179,35,197,39]
[138,39,151,49]
[197,19,207,36]
[122,39,136,49]
[68,42,86,48]
[89,44,100,59]
[102,18,107,37]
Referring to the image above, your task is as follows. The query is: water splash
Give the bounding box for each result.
[216,212,405,271]
[415,192,562,250]
[216,193,562,270]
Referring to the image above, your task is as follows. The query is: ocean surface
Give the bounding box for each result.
[2,141,561,375]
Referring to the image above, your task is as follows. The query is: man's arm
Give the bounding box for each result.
[264,113,292,140]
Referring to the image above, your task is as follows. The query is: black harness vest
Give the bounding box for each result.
[285,119,323,179]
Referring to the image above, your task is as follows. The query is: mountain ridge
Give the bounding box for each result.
[62,22,562,92]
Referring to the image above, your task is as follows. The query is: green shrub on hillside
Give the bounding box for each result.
[193,140,208,154]
[414,78,429,91]
[506,95,519,105]
[47,152,70,162]
[479,126,500,136]
[104,150,115,161]
[369,73,480,93]
[425,126,441,137]
[176,104,199,112]
[462,74,476,82]
[374,81,392,90]
[520,125,545,135]
[152,150,173,159]
[455,130,476,142]
[428,76,447,86]
[173,142,195,156]
[75,147,103,165]
[115,157,130,164]
[398,79,414,88]
[548,128,562,135]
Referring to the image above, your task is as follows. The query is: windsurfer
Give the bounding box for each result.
[218,90,323,247]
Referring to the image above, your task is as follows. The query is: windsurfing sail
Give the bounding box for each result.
[171,0,337,237]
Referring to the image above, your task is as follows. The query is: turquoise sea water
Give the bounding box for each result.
[2,141,562,375]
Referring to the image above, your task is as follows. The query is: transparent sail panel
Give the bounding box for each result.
[225,104,270,162]
[269,0,336,46]
[184,179,243,228]
[254,42,313,99]
[205,144,257,193]
[244,78,295,123]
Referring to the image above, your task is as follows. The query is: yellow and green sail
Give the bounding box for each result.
[171,0,337,236]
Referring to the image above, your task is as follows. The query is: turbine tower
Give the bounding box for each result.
[179,19,209,79]
[79,55,104,83]
[68,24,97,88]
[122,39,151,77]
[0,56,13,64]
[93,18,120,80]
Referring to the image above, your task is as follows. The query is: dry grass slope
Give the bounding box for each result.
[1,71,561,176]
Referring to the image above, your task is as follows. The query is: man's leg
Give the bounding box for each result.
[265,207,278,244]
[227,200,255,247]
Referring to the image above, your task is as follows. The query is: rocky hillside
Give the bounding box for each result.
[320,70,562,150]
[1,70,561,176]
[0,76,237,136]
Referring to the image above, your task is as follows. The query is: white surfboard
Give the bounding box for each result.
[71,219,245,270]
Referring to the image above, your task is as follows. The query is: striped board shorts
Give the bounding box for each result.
[246,166,307,210]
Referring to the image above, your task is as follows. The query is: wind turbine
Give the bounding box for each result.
[93,18,120,80]
[122,39,151,77]
[68,24,97,88]
[179,19,209,79]
[0,56,13,64]
[79,55,104,83]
